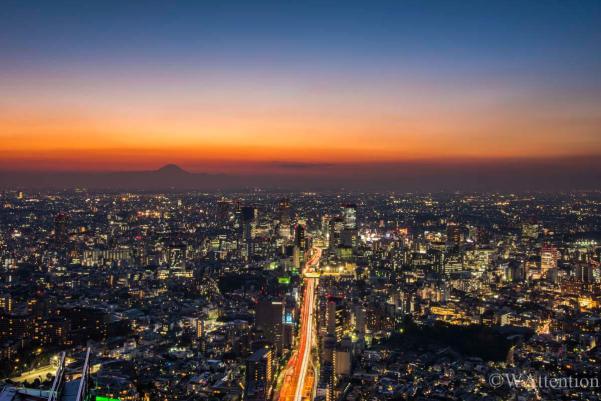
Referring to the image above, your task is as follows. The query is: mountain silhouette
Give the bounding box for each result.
[0,157,600,191]
[0,164,231,190]
[156,164,189,175]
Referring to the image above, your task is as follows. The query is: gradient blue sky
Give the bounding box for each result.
[1,0,600,172]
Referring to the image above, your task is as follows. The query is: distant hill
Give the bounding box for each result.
[0,164,237,190]
[1,157,600,192]
[155,164,190,175]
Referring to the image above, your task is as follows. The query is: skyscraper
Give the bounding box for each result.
[341,204,357,230]
[446,222,462,246]
[255,300,284,354]
[277,198,291,238]
[328,217,344,251]
[245,346,273,401]
[216,199,231,225]
[54,212,69,244]
[294,223,307,250]
[241,206,257,241]
[240,205,258,259]
[541,244,559,273]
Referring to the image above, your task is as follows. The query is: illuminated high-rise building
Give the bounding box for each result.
[321,214,331,237]
[255,300,284,354]
[326,298,345,342]
[335,337,352,376]
[244,346,273,401]
[506,260,526,282]
[241,206,257,240]
[54,212,69,244]
[340,228,357,249]
[240,205,258,258]
[196,318,205,339]
[294,223,307,250]
[277,198,291,225]
[541,244,559,272]
[341,204,357,230]
[196,318,207,353]
[0,294,12,313]
[446,222,462,246]
[353,304,366,342]
[216,199,231,224]
[575,264,594,284]
[277,198,291,238]
[328,218,344,251]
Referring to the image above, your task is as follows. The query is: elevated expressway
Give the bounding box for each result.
[277,248,321,401]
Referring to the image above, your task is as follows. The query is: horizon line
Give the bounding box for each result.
[1,154,600,174]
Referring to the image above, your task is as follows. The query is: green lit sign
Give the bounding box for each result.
[278,276,291,284]
[96,397,120,401]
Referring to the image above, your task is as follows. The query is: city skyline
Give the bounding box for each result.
[1,190,600,401]
[1,3,601,400]
[1,0,601,179]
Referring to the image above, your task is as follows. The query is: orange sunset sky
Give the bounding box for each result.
[1,1,600,174]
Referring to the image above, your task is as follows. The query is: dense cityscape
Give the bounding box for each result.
[1,189,600,401]
[3,0,601,400]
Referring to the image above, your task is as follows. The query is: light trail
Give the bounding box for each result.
[278,248,320,401]
[294,277,315,401]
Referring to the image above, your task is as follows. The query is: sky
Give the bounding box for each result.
[1,0,600,175]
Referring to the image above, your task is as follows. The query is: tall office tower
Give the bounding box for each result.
[255,300,284,354]
[216,199,231,225]
[240,206,257,258]
[446,222,462,246]
[432,249,445,275]
[321,334,336,365]
[196,318,205,339]
[244,347,273,401]
[326,300,336,338]
[541,244,559,273]
[328,218,344,251]
[335,337,352,376]
[241,206,257,240]
[575,264,594,284]
[319,360,335,401]
[341,204,357,229]
[292,245,302,271]
[321,214,331,237]
[278,198,291,225]
[318,331,337,401]
[326,298,345,342]
[277,198,291,238]
[506,260,526,282]
[340,228,358,249]
[294,223,307,250]
[341,204,358,250]
[0,294,12,313]
[352,304,366,342]
[317,294,329,338]
[293,223,307,270]
[196,318,207,353]
[54,212,69,244]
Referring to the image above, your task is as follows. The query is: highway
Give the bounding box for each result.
[277,248,320,401]
[9,364,56,384]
